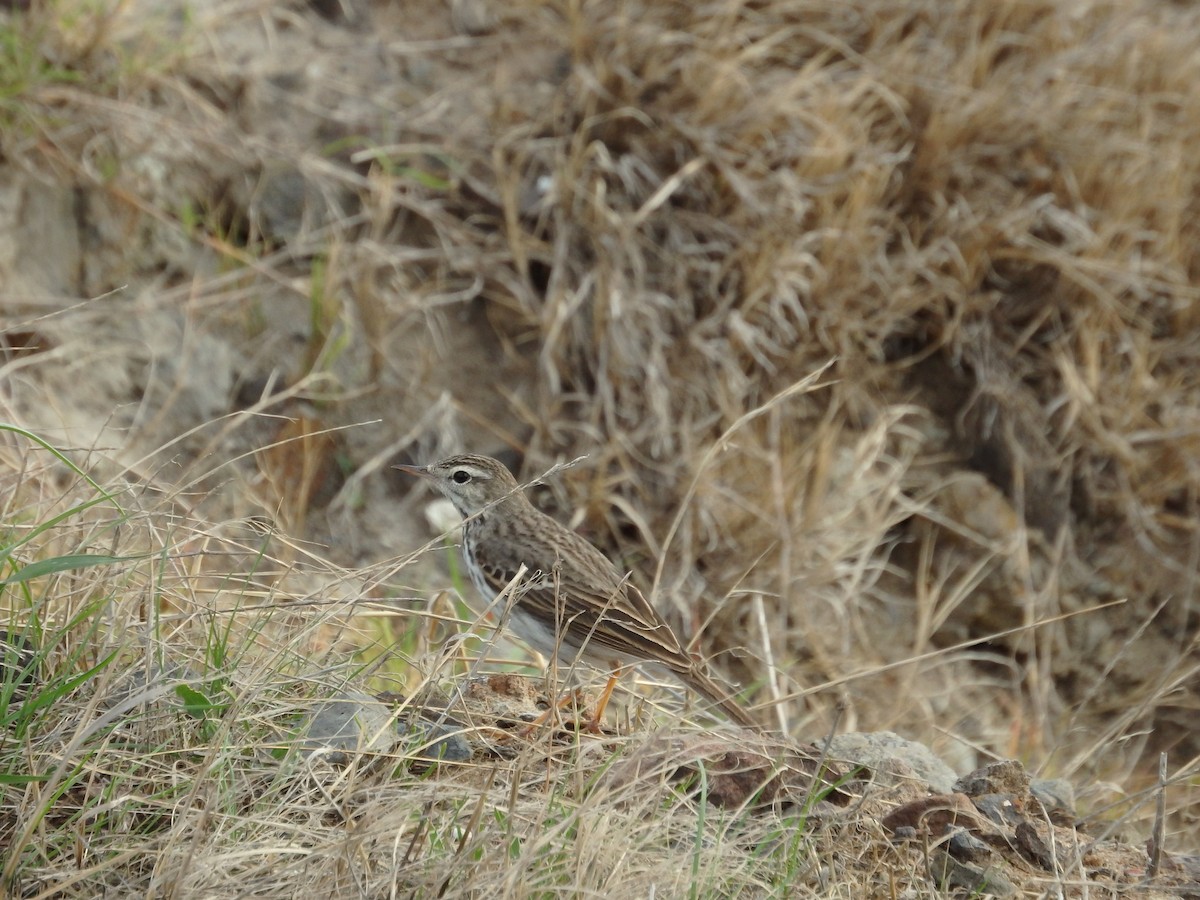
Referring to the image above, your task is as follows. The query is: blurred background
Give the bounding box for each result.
[2,0,1197,840]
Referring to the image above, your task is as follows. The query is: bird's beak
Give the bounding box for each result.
[393,463,432,479]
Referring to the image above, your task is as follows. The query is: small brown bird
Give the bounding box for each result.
[396,454,759,729]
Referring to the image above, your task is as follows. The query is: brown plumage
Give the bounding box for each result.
[396,454,759,729]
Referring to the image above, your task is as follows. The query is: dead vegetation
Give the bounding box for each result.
[2,0,1199,895]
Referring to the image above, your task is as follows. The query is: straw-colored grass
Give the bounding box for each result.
[2,0,1199,894]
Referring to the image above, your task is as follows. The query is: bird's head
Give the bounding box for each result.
[394,454,521,518]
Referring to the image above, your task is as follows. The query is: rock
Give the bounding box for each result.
[946,827,993,863]
[927,848,1017,896]
[954,759,1031,797]
[450,0,498,35]
[827,731,958,793]
[300,689,479,766]
[881,793,985,837]
[1030,777,1076,819]
[1014,820,1058,872]
[299,689,400,763]
[0,178,81,298]
[881,754,1088,895]
[399,719,474,765]
[973,793,1026,828]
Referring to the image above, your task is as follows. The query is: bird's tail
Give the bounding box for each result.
[676,665,762,730]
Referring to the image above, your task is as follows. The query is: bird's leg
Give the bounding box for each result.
[522,666,624,736]
[585,665,624,733]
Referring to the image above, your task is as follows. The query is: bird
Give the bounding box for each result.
[395,453,760,730]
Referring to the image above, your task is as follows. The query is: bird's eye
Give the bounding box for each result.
[451,469,471,484]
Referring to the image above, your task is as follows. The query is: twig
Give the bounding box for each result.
[1148,751,1167,878]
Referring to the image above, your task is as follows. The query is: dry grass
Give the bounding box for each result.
[2,0,1199,894]
[0,438,849,898]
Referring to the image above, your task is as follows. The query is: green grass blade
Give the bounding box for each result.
[1,553,149,585]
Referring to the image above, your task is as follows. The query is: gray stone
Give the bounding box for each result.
[299,691,475,766]
[400,719,474,764]
[299,689,400,763]
[1030,777,1076,816]
[974,793,1024,828]
[827,731,958,793]
[927,848,1016,896]
[946,827,993,863]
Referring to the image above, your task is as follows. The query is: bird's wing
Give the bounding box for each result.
[470,529,759,727]
[519,574,689,666]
